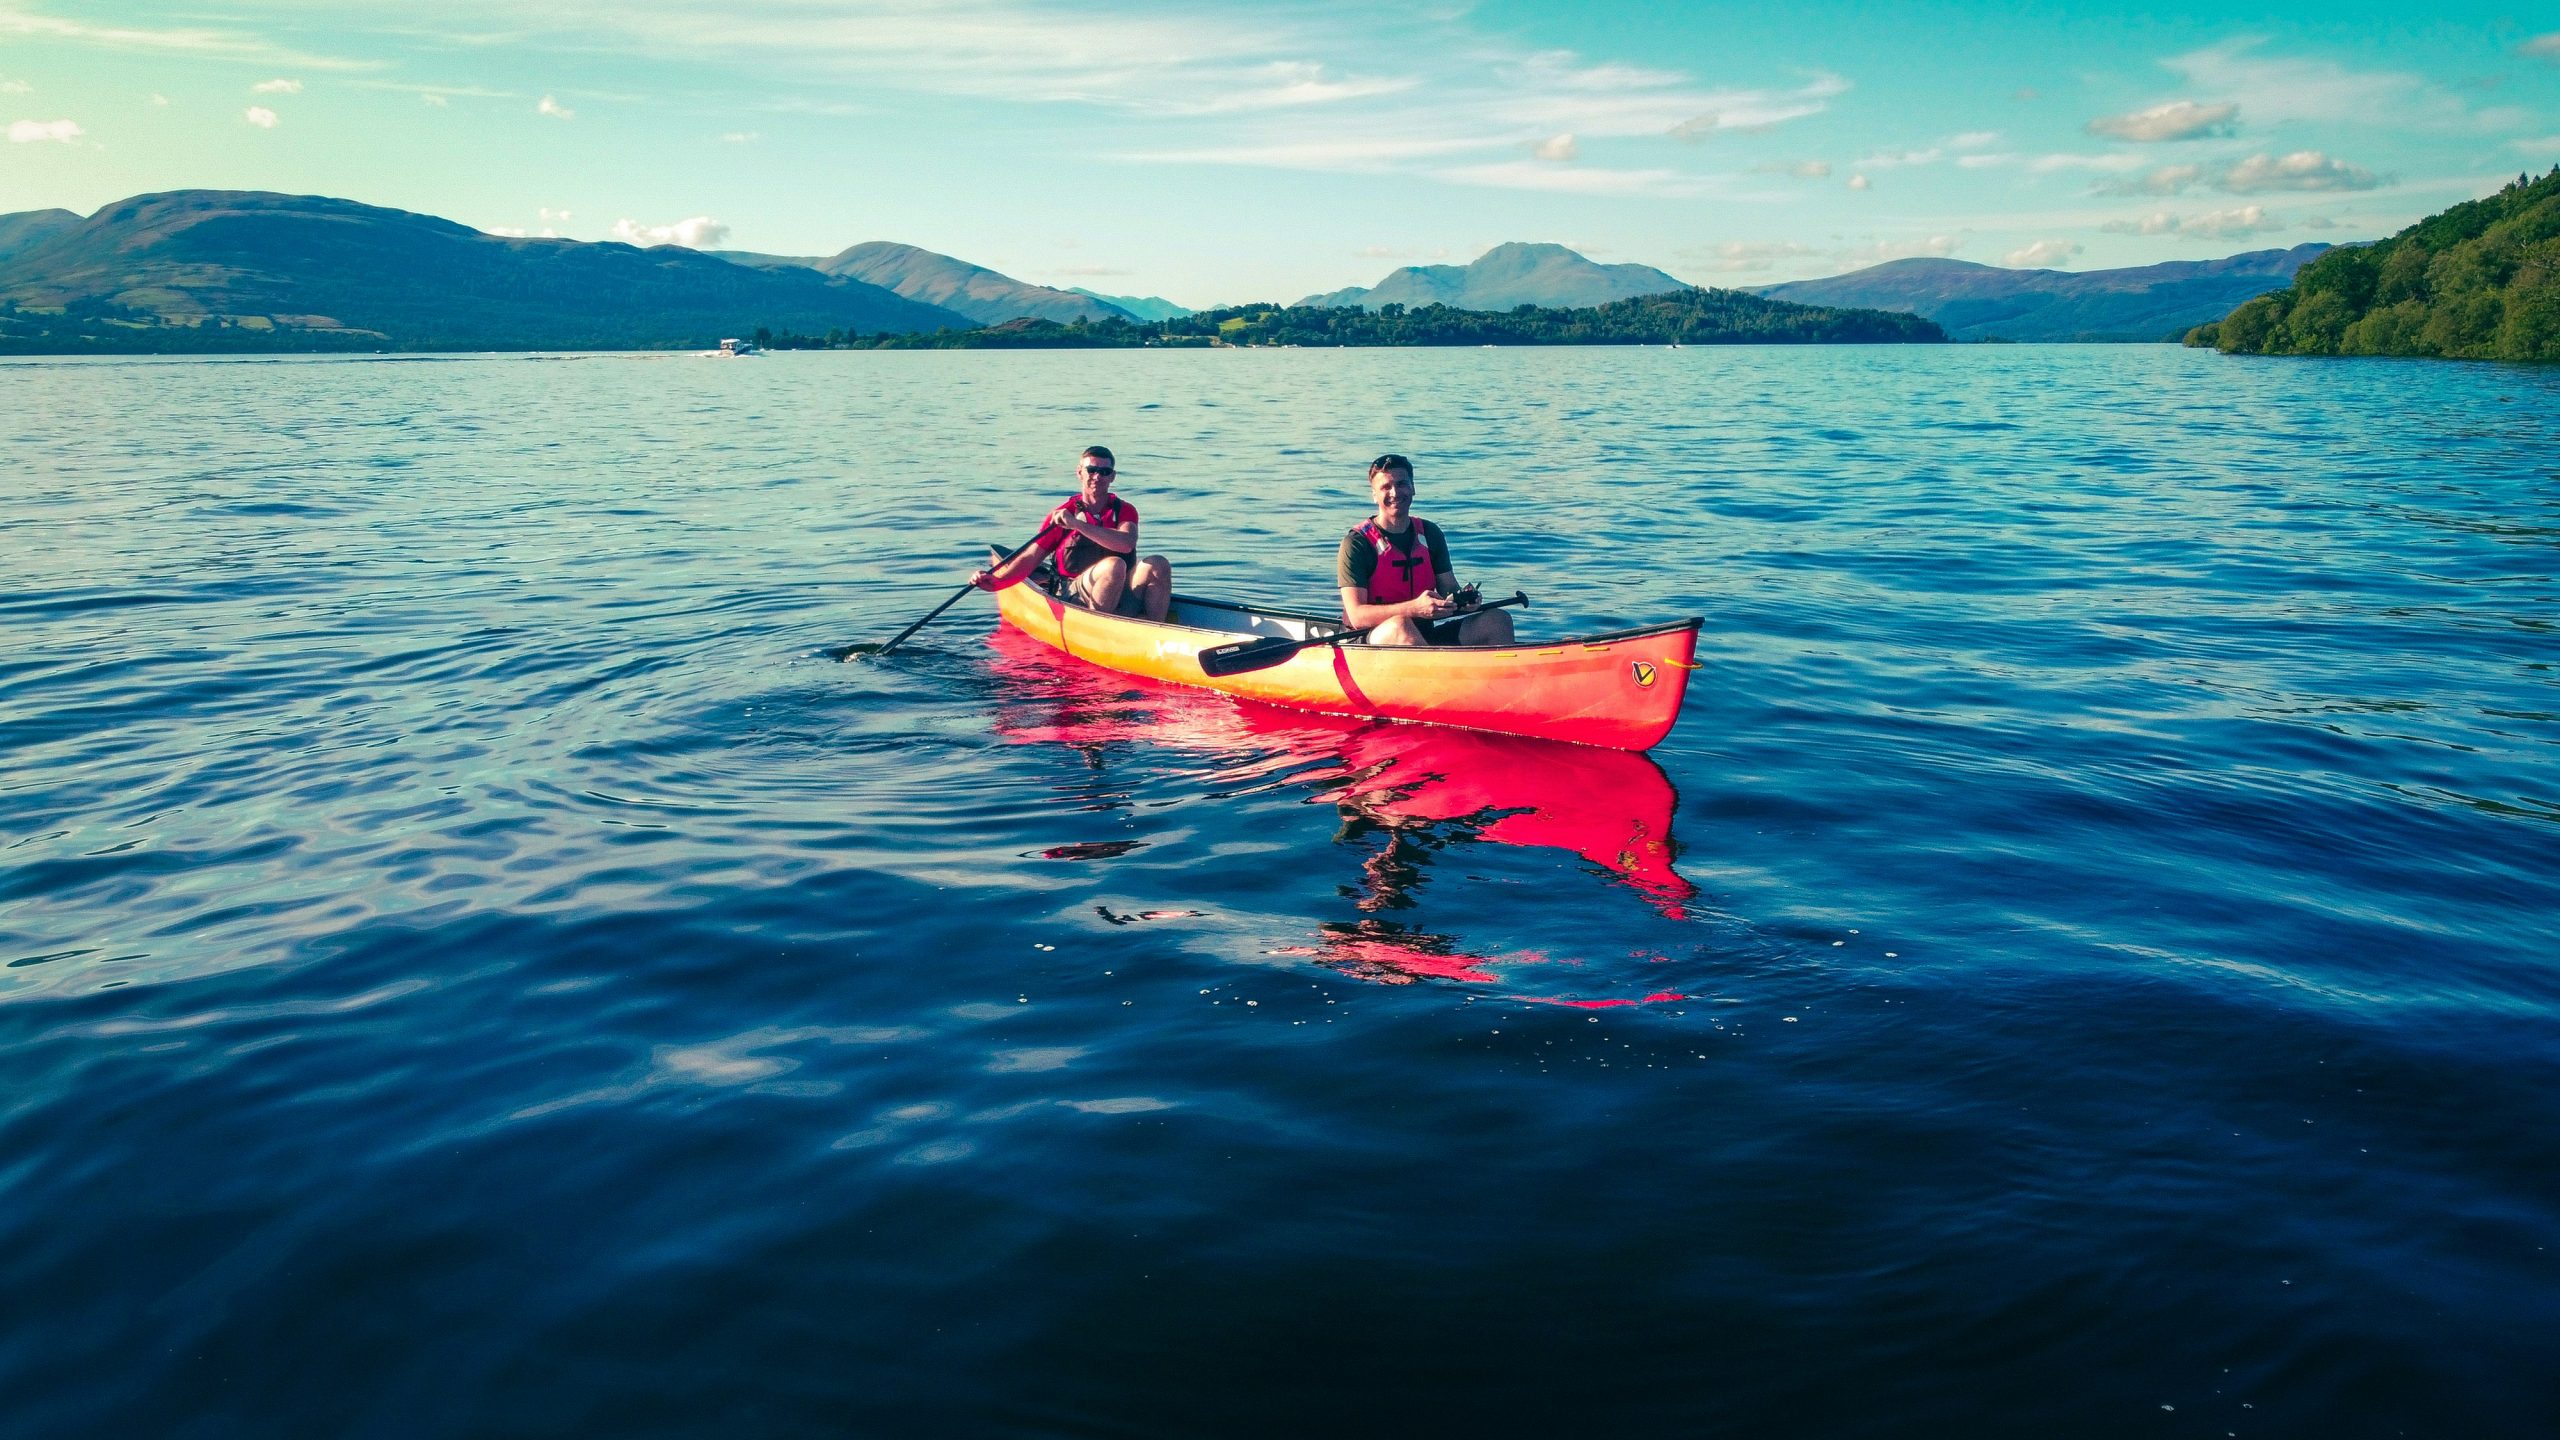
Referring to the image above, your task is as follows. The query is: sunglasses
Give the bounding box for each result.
[1081,465,1115,477]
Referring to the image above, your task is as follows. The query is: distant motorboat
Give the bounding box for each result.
[713,337,758,358]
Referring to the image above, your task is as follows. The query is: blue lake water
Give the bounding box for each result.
[3,345,2556,1435]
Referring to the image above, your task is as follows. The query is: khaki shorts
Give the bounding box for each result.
[1065,563,1147,617]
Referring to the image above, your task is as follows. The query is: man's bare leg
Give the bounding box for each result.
[1365,616,1426,646]
[1129,555,1172,622]
[1457,607,1514,645]
[1073,555,1131,613]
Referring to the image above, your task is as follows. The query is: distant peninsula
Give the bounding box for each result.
[759,288,1947,349]
[2185,167,2557,362]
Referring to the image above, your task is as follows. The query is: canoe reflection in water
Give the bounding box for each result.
[985,625,1694,993]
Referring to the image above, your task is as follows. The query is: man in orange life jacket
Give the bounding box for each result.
[1337,454,1513,647]
[971,445,1173,622]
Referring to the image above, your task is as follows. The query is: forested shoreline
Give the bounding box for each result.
[2186,168,2557,362]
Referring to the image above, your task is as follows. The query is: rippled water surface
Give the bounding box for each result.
[5,346,2556,1436]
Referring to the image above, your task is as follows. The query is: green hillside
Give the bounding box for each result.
[2186,167,2559,362]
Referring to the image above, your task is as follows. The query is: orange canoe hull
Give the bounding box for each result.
[993,584,1700,751]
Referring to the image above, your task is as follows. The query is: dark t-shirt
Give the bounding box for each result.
[1336,518,1452,594]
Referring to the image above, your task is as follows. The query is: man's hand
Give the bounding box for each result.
[1406,593,1458,621]
[970,568,996,591]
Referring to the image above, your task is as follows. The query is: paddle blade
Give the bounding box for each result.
[1197,636,1311,678]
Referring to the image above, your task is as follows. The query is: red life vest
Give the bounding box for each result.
[1042,493,1134,579]
[1356,518,1437,605]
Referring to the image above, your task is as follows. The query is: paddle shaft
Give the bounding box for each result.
[869,534,1043,658]
[1198,591,1527,678]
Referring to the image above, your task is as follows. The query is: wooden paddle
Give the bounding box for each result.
[836,534,1043,661]
[1197,591,1528,678]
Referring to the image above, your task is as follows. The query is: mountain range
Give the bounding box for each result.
[1756,246,2334,342]
[722,242,1128,325]
[1300,242,1689,312]
[0,190,967,350]
[0,188,2334,353]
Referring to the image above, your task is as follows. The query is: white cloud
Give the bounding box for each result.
[1532,132,1577,162]
[150,92,169,106]
[244,106,278,128]
[1846,173,1870,191]
[7,118,82,143]
[2100,206,2286,238]
[1759,159,1830,178]
[1858,146,1940,169]
[423,92,448,106]
[0,10,377,72]
[2085,99,2237,142]
[2216,150,2379,193]
[1681,240,1818,273]
[2164,39,2482,131]
[0,78,31,95]
[2005,239,2081,267]
[1432,160,1703,197]
[2514,135,2560,158]
[612,215,730,248]
[1956,153,2017,169]
[2178,205,2286,238]
[2032,152,2150,174]
[1950,130,2000,150]
[540,207,573,223]
[2516,33,2559,61]
[720,130,758,143]
[252,78,301,94]
[485,226,528,237]
[1836,235,1961,267]
[537,93,574,119]
[2098,212,2179,236]
[2096,163,2202,195]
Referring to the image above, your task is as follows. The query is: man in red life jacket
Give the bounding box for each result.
[1337,454,1514,647]
[971,445,1173,622]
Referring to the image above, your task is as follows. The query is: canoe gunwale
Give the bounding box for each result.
[1140,590,1705,653]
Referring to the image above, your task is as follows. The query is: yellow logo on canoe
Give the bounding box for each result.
[1631,661,1657,689]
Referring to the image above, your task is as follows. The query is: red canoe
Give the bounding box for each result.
[992,582,1701,751]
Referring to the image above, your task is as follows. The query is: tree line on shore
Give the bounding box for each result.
[753,286,1948,350]
[2186,167,2558,362]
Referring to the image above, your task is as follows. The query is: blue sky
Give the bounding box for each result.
[4,1,2556,305]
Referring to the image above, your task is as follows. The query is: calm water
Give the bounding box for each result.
[4,346,2556,1436]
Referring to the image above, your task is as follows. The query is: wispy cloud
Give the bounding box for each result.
[1857,146,1940,169]
[251,77,302,94]
[2085,99,2236,142]
[0,9,380,72]
[2005,239,2081,266]
[323,1,1838,196]
[2099,205,2285,238]
[1956,153,2017,169]
[244,105,279,128]
[1434,160,1705,197]
[2164,38,2483,131]
[1680,240,1818,273]
[1,77,32,95]
[2095,163,2202,195]
[537,93,574,118]
[1532,132,1577,162]
[1846,173,1870,191]
[7,117,80,142]
[2032,152,2150,174]
[1950,130,2001,150]
[2517,32,2560,61]
[2216,150,2379,193]
[720,130,758,143]
[1834,235,1961,267]
[612,215,729,247]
